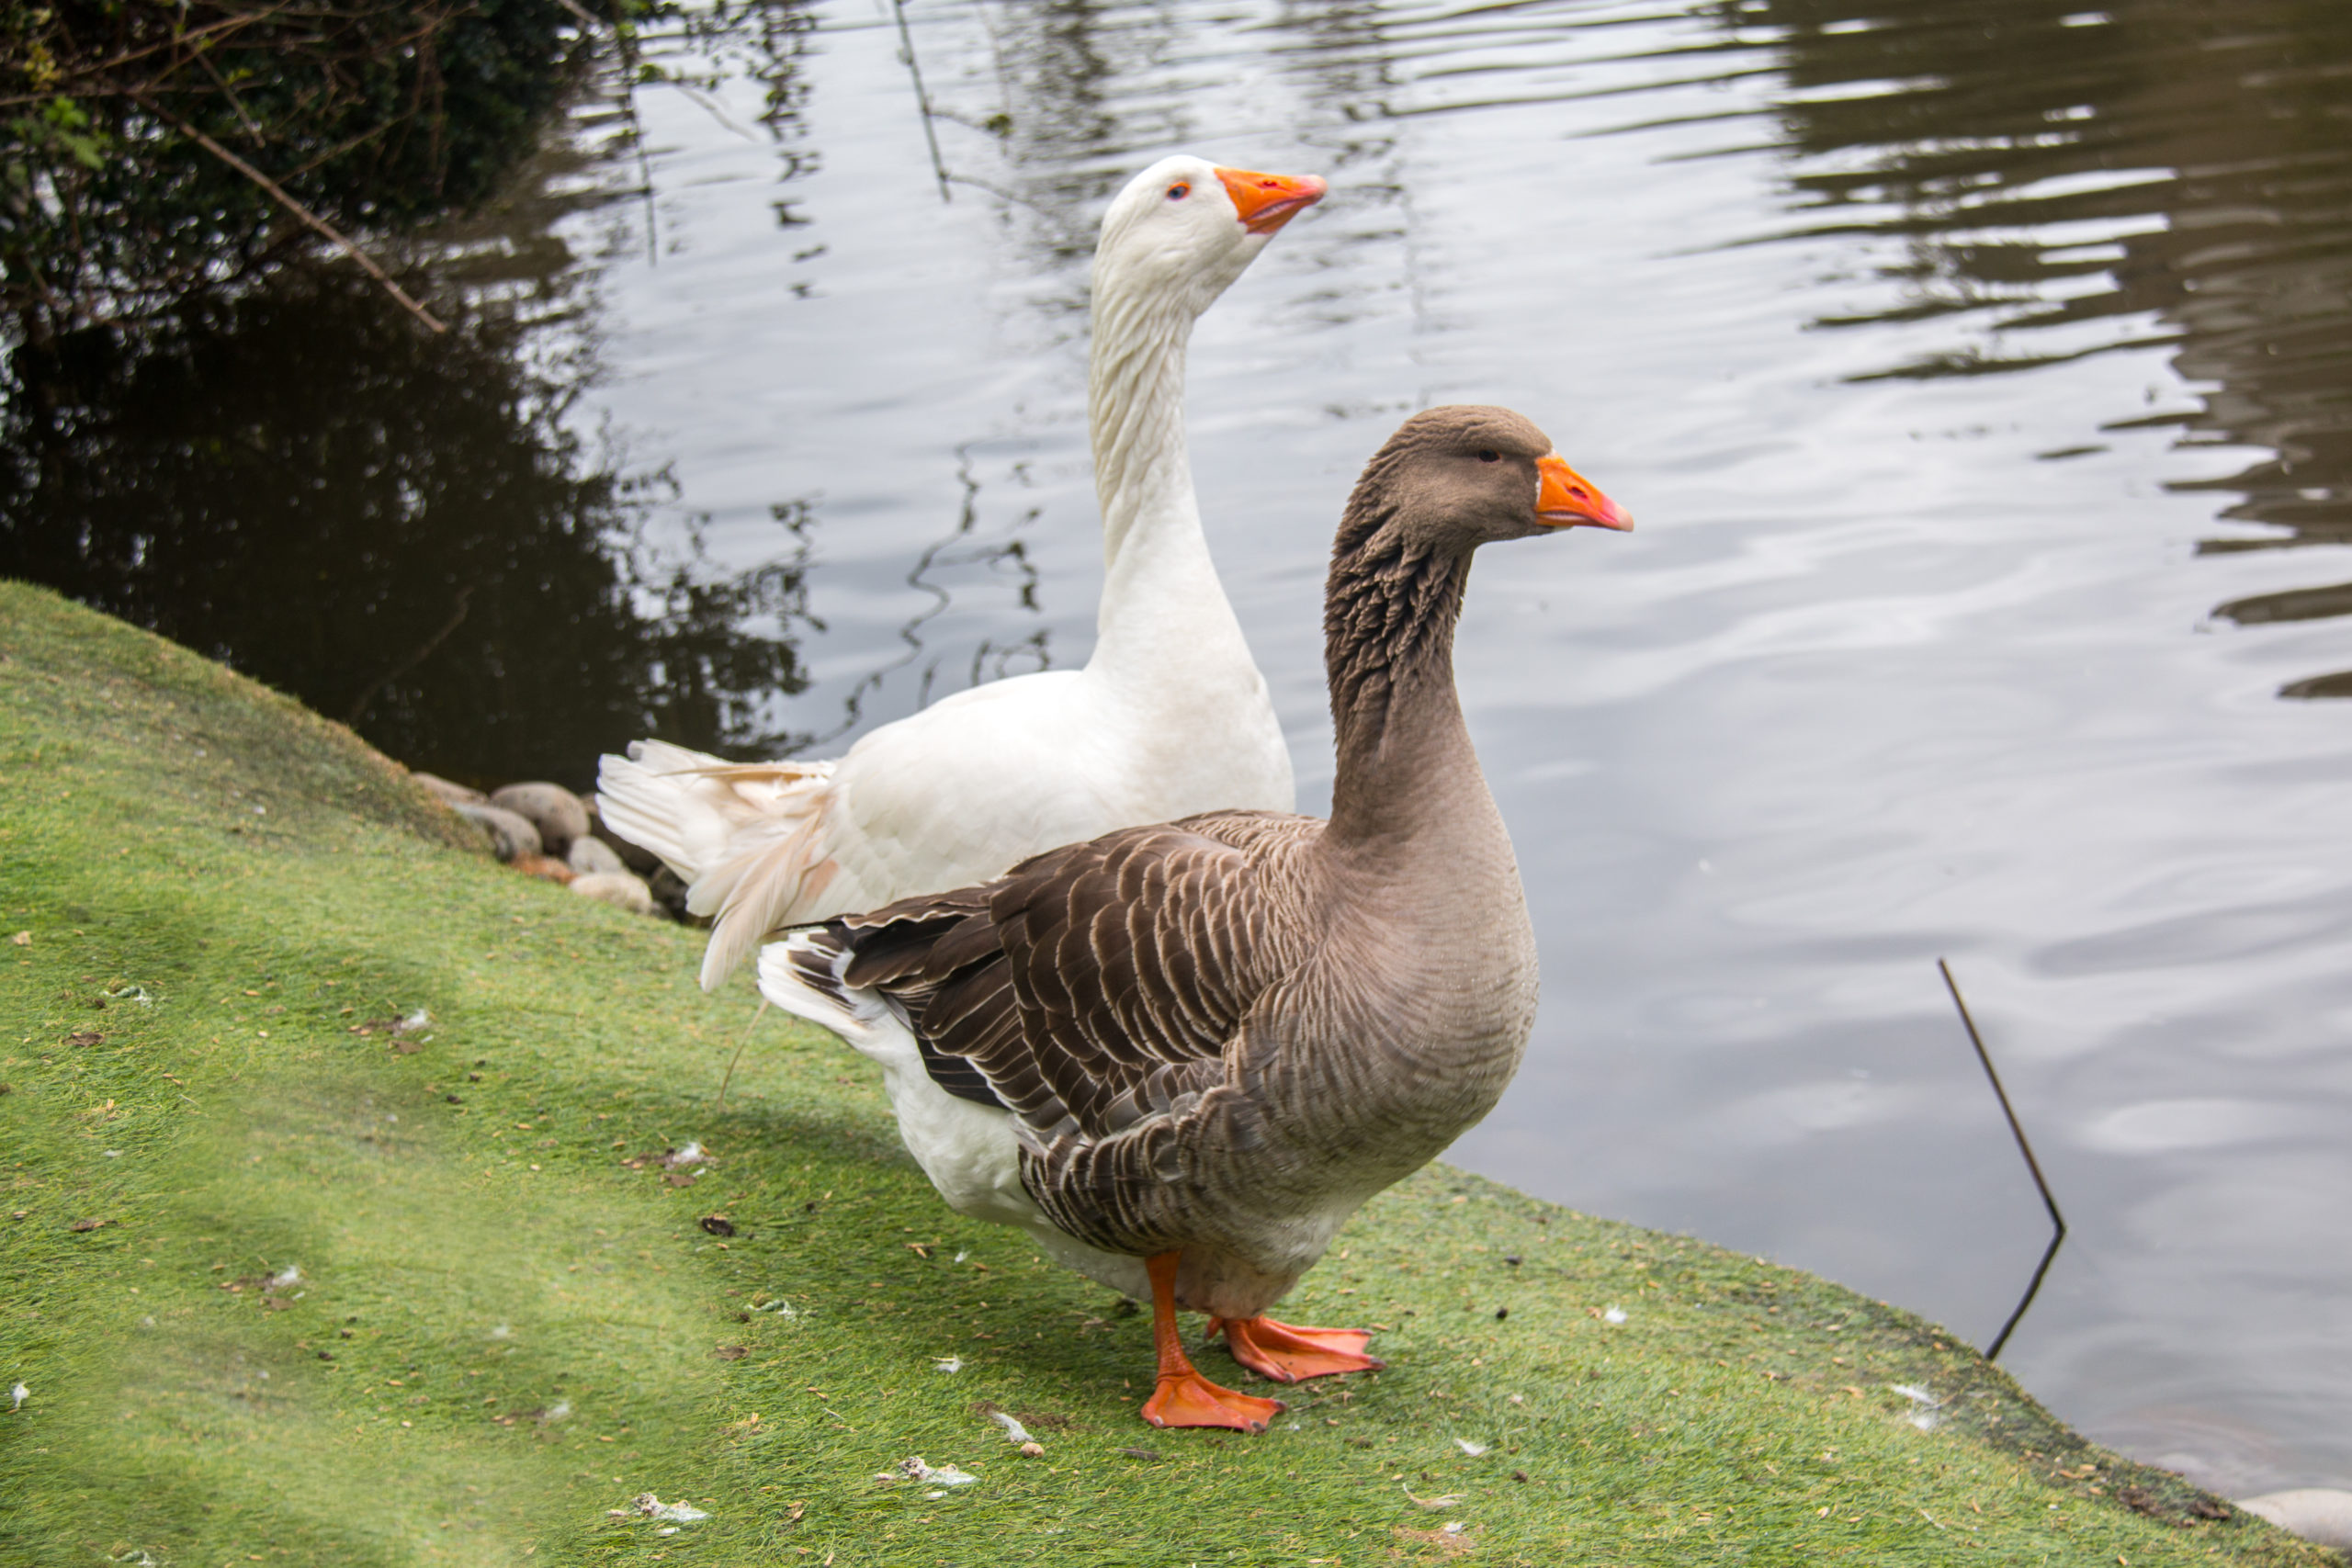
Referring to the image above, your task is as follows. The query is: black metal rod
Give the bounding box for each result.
[1939,957,2066,1361]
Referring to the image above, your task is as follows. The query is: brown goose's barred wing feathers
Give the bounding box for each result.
[815,810,1320,1163]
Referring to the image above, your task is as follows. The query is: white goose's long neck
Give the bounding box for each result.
[1082,286,1254,687]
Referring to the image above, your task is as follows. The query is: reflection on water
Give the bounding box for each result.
[1739,0,2352,691]
[0,28,826,787]
[6,0,2352,1495]
[0,265,816,784]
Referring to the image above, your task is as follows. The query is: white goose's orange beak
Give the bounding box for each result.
[1536,454,1634,531]
[1214,166,1328,236]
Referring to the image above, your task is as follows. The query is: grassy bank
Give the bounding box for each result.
[0,580,2332,1567]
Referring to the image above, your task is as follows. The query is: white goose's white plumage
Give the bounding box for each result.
[598,154,1324,989]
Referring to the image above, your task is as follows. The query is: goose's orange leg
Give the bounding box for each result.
[1138,1252,1286,1432]
[1209,1315,1385,1383]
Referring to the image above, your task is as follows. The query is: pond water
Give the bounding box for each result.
[7,0,2351,1493]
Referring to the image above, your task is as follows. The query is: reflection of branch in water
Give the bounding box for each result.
[132,93,447,333]
[943,172,1087,244]
[614,494,823,760]
[891,0,952,204]
[971,0,1012,103]
[792,442,1046,752]
[616,2,824,255]
[345,585,475,724]
[657,77,767,143]
[624,2,821,236]
[606,29,662,267]
[967,626,1049,692]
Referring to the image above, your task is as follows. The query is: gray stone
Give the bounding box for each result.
[411,771,486,807]
[2240,1489,2352,1550]
[570,872,657,917]
[452,802,542,863]
[567,835,628,877]
[490,781,590,856]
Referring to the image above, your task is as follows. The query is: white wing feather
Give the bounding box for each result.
[598,663,1289,991]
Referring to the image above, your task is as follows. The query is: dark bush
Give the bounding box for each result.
[2,0,608,335]
[0,268,815,784]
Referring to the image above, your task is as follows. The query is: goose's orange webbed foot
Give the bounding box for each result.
[1141,1367,1286,1431]
[1211,1315,1386,1383]
[1137,1249,1287,1432]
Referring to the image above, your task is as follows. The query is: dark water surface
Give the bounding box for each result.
[7,0,2351,1491]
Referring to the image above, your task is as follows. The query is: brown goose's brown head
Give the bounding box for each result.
[1338,405,1632,559]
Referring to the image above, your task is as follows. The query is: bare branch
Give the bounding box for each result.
[39,7,288,90]
[130,91,447,333]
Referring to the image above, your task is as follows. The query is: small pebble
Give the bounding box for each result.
[411,772,486,807]
[567,834,628,876]
[451,803,541,863]
[491,782,590,856]
[571,872,657,917]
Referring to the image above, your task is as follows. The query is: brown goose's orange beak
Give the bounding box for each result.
[1536,455,1634,531]
[1214,166,1328,236]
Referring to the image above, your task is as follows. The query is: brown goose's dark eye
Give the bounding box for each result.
[1476,449,1500,463]
[1167,182,1191,200]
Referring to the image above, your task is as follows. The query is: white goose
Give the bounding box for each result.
[598,155,1326,987]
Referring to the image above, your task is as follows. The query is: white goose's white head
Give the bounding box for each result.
[1093,154,1327,327]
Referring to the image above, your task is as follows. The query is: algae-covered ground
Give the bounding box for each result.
[0,579,2334,1568]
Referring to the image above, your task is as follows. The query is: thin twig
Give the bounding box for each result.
[131,92,447,333]
[189,39,266,139]
[943,171,1077,232]
[1939,958,2065,1361]
[715,998,770,1112]
[279,118,394,181]
[27,6,287,92]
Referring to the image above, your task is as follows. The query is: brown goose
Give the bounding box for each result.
[760,406,1632,1430]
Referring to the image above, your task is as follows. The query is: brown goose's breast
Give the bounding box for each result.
[1215,891,1540,1194]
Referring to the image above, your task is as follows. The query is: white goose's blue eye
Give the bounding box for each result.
[1166,182,1190,200]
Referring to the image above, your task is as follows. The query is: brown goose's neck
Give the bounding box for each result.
[1320,521,1481,850]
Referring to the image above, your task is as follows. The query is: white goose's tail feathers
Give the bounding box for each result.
[756,931,899,1056]
[594,739,842,991]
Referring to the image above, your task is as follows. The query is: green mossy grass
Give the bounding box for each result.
[0,581,2331,1567]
